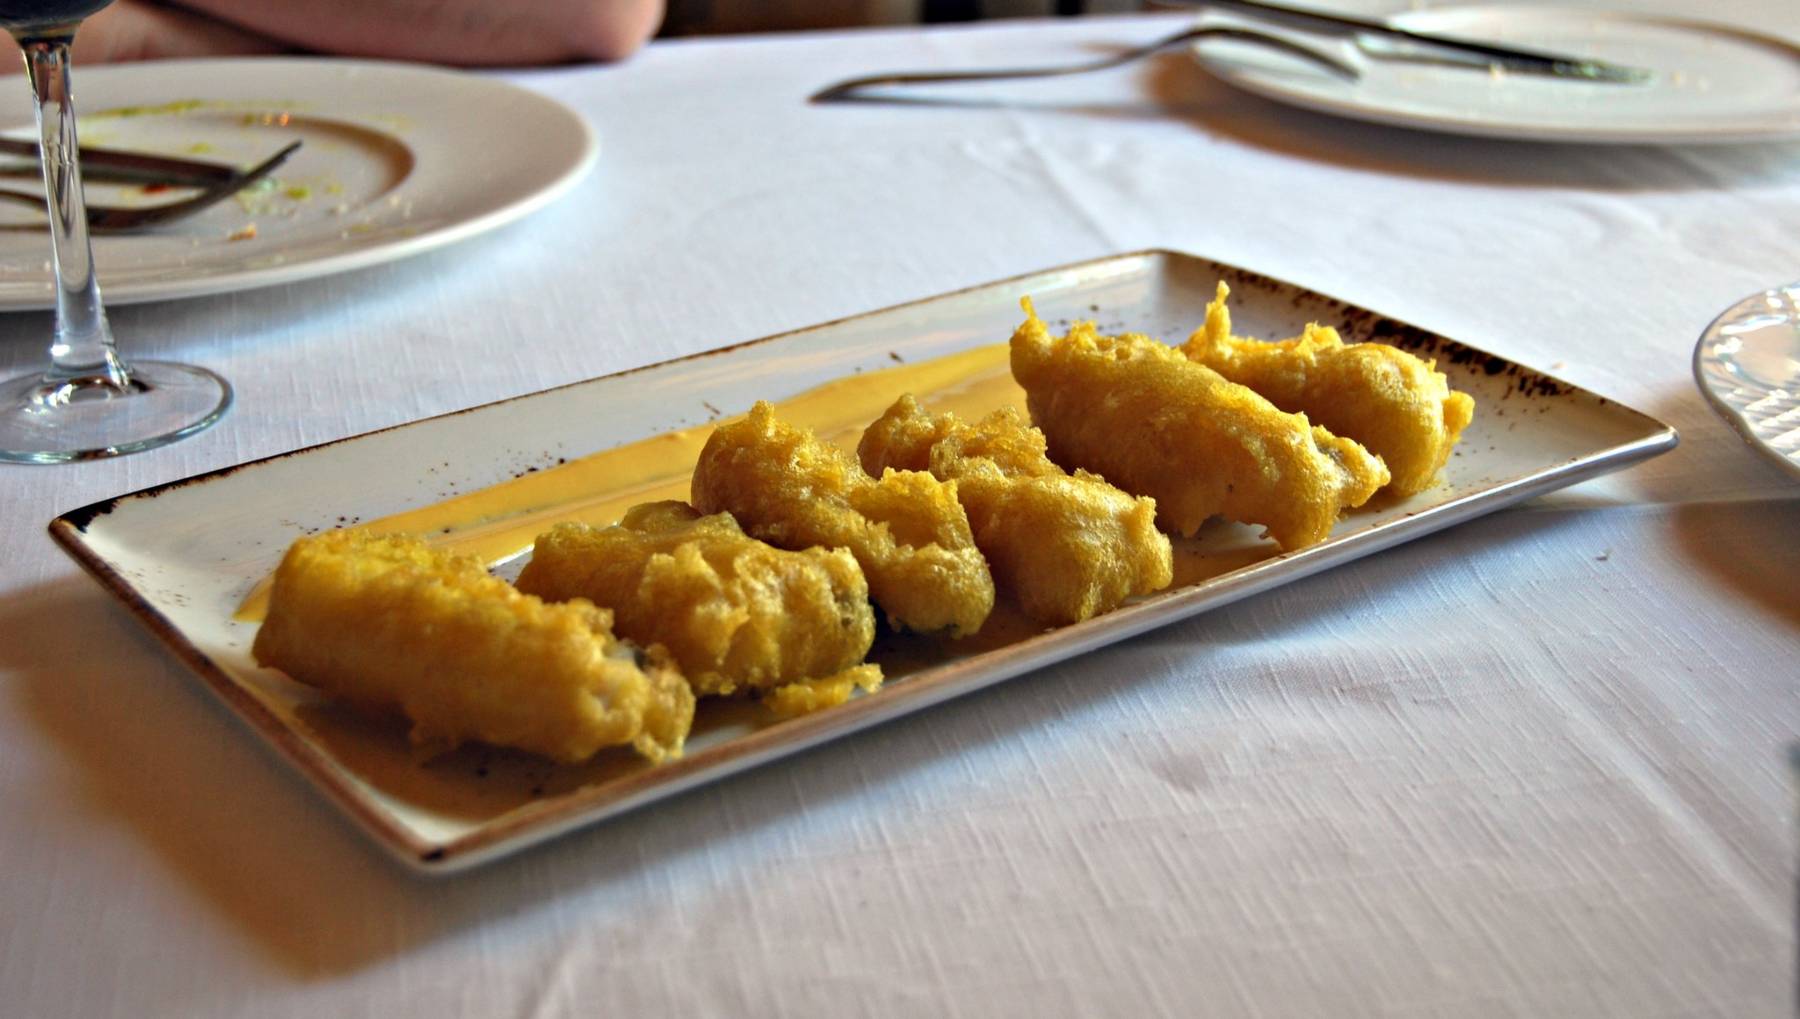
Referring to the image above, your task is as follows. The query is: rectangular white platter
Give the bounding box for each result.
[50,250,1678,873]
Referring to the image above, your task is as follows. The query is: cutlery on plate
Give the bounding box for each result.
[811,0,1650,103]
[812,24,1357,102]
[0,140,301,233]
[0,136,245,187]
[1199,0,1651,83]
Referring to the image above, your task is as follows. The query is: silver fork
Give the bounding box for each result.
[811,0,1651,104]
[0,140,302,234]
[811,25,1358,102]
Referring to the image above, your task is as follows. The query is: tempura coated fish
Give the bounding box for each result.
[858,394,1173,625]
[516,501,876,699]
[1010,299,1390,551]
[691,401,995,637]
[1182,282,1475,496]
[252,530,693,764]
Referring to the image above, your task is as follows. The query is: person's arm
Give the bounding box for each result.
[66,1,287,66]
[168,0,665,64]
[38,0,663,70]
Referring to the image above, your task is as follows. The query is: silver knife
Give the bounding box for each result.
[1200,0,1652,83]
[0,137,242,186]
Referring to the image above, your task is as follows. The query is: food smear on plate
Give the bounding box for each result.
[692,401,996,638]
[1011,297,1391,551]
[761,664,885,719]
[858,394,1173,625]
[253,529,694,764]
[516,501,880,704]
[1183,282,1475,496]
[85,98,211,120]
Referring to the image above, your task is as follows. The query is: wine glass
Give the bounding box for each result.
[0,0,230,463]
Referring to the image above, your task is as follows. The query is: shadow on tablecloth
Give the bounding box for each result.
[8,492,1792,986]
[2,565,1174,980]
[1670,499,1800,630]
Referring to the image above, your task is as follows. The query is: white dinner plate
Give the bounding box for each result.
[1695,283,1800,481]
[0,57,595,310]
[50,250,1677,872]
[1192,5,1800,144]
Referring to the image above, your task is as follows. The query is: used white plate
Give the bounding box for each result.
[1193,6,1800,144]
[0,57,595,310]
[1695,283,1800,480]
[50,250,1677,873]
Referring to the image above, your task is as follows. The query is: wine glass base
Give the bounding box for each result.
[0,360,231,463]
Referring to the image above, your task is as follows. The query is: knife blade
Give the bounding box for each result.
[0,137,243,187]
[1200,0,1653,83]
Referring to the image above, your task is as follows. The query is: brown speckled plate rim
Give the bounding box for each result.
[48,249,1680,874]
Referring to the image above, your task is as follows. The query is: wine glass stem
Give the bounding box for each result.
[20,36,125,389]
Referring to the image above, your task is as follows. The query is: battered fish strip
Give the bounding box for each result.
[691,401,995,637]
[252,530,693,764]
[516,501,880,704]
[858,394,1173,625]
[1010,299,1390,551]
[1182,282,1476,496]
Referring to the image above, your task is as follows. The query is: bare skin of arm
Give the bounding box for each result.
[39,0,664,68]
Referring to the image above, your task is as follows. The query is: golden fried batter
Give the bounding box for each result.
[1182,282,1476,496]
[762,664,884,719]
[858,394,1173,625]
[1010,299,1390,551]
[252,530,693,764]
[691,401,995,637]
[516,501,876,699]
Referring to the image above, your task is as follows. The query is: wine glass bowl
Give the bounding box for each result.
[0,0,231,463]
[0,1,110,33]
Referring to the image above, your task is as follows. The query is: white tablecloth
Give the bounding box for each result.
[3,6,1796,1016]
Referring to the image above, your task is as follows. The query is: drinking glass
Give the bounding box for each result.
[0,0,230,463]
